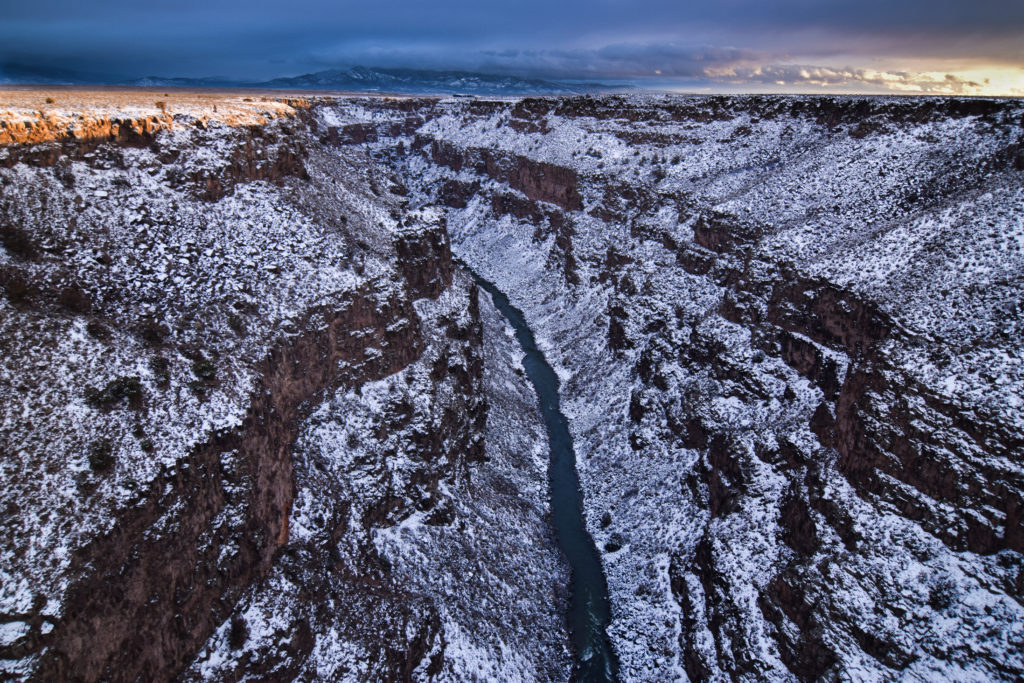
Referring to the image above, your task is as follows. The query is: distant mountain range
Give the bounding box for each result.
[271,66,607,94]
[1,63,618,95]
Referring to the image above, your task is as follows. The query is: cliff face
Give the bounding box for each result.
[183,275,570,681]
[0,98,569,681]
[337,94,1024,680]
[0,91,308,147]
[2,92,1022,682]
[35,286,423,681]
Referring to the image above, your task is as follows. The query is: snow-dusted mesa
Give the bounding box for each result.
[2,92,1023,681]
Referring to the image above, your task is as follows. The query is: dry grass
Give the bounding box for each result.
[0,86,316,145]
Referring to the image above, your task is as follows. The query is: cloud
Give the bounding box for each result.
[709,63,995,94]
[0,0,1021,92]
[476,43,766,78]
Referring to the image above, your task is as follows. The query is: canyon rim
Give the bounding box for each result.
[0,90,1022,681]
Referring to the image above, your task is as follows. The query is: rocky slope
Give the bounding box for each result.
[331,94,1024,680]
[1,91,1022,682]
[0,95,569,680]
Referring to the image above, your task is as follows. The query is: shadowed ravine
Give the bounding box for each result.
[462,264,618,681]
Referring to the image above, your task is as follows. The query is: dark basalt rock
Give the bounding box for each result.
[33,286,425,681]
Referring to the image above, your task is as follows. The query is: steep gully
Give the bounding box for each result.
[462,262,618,682]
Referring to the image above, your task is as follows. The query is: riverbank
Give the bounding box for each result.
[463,264,618,681]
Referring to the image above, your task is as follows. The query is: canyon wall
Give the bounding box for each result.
[0,102,569,680]
[335,94,1024,681]
[2,92,1022,681]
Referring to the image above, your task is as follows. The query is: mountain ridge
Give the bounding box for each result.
[0,62,618,95]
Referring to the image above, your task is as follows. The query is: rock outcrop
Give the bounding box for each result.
[0,98,569,681]
[2,91,1022,682]
[347,93,1024,681]
[35,287,422,681]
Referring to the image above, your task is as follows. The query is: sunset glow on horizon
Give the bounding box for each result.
[1,0,1022,96]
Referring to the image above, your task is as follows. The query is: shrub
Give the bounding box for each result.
[86,320,110,340]
[192,358,216,381]
[187,379,208,398]
[138,318,169,345]
[84,376,142,409]
[228,615,249,650]
[928,577,957,610]
[1,270,31,304]
[227,313,246,335]
[88,439,114,471]
[149,356,170,386]
[58,284,92,313]
[45,97,55,104]
[604,532,624,553]
[0,224,37,259]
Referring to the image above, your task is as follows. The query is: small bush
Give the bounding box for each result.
[192,358,216,381]
[0,224,37,259]
[45,97,55,104]
[58,285,92,313]
[138,318,169,345]
[149,356,170,386]
[928,577,957,610]
[604,532,624,553]
[228,615,249,650]
[55,158,75,188]
[88,439,114,471]
[187,379,208,398]
[1,271,31,303]
[227,313,246,335]
[86,320,110,340]
[85,376,142,409]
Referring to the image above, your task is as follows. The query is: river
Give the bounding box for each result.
[465,266,618,682]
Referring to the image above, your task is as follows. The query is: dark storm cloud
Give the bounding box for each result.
[472,44,765,79]
[1,0,1022,87]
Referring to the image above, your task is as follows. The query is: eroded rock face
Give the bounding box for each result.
[0,113,173,149]
[184,277,571,681]
[0,102,568,681]
[35,287,423,682]
[343,93,1024,680]
[2,93,1023,682]
[394,209,453,300]
[419,137,583,211]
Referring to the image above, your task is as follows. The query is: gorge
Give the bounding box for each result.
[0,91,1022,681]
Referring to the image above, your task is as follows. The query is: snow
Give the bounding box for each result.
[4,92,1023,680]
[183,270,571,680]
[0,110,406,646]
[363,93,1024,680]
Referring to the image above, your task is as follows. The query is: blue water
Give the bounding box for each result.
[465,265,618,682]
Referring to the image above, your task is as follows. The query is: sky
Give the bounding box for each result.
[1,0,1023,95]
